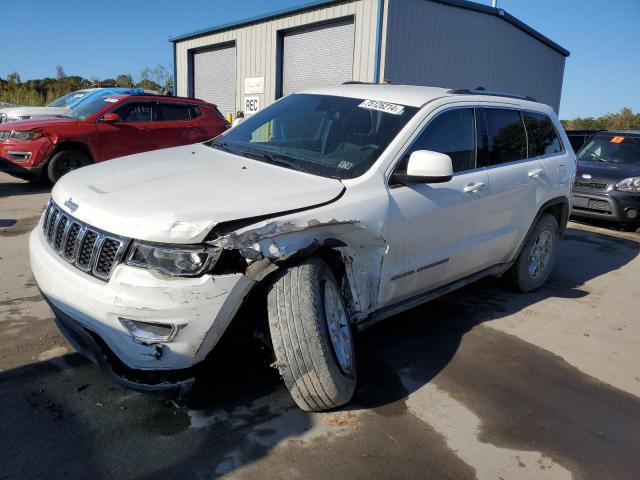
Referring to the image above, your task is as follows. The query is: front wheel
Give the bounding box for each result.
[267,257,356,411]
[46,150,91,184]
[504,214,559,292]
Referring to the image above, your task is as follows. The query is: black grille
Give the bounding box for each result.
[53,216,68,251]
[95,238,120,277]
[573,179,608,191]
[46,209,59,243]
[77,231,98,269]
[41,201,129,281]
[64,223,81,259]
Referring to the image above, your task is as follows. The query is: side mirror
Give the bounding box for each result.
[101,112,121,123]
[393,150,453,185]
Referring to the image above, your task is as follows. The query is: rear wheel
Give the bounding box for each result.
[46,150,91,184]
[267,257,356,411]
[504,214,559,292]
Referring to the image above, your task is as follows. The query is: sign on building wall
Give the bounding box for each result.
[244,96,260,115]
[244,77,265,94]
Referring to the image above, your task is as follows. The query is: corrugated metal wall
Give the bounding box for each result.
[193,45,237,115]
[281,18,355,96]
[382,0,566,111]
[174,0,379,113]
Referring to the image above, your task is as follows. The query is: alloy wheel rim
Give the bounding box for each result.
[528,229,553,279]
[323,281,353,375]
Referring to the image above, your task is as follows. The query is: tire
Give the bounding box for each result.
[46,150,91,184]
[267,257,356,411]
[504,214,559,292]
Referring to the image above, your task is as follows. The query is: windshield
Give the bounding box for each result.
[47,90,89,108]
[65,96,120,120]
[577,134,640,165]
[209,94,418,179]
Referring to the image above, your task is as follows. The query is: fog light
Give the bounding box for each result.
[7,151,31,163]
[625,208,638,219]
[119,318,177,343]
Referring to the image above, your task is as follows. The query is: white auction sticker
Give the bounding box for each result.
[359,99,405,115]
[103,98,119,103]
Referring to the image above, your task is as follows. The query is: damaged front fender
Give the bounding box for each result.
[207,218,387,317]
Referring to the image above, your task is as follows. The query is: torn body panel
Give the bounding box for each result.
[208,202,389,319]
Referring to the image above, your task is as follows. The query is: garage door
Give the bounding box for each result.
[193,44,236,116]
[282,19,354,96]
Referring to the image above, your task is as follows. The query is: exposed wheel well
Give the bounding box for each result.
[540,199,569,235]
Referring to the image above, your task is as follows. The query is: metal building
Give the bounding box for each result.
[170,0,569,117]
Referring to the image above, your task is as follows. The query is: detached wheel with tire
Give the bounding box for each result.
[504,213,559,292]
[46,149,91,184]
[267,257,356,411]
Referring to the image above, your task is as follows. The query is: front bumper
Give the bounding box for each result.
[29,222,254,391]
[0,156,43,180]
[0,137,52,179]
[571,190,640,223]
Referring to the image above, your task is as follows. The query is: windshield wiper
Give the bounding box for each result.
[209,140,237,154]
[238,149,303,172]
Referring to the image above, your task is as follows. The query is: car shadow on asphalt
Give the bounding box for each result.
[0,179,50,198]
[354,226,640,409]
[0,226,638,479]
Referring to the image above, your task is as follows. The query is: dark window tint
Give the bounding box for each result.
[190,105,204,118]
[114,102,153,122]
[479,109,527,166]
[403,108,476,173]
[523,112,562,157]
[155,102,191,121]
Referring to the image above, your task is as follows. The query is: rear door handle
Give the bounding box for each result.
[463,182,485,193]
[528,168,544,178]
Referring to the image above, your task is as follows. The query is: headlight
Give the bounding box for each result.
[8,115,32,122]
[9,130,43,141]
[126,241,220,277]
[615,177,640,194]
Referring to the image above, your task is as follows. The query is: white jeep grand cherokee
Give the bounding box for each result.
[30,84,575,411]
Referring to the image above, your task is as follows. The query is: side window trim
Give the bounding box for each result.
[388,105,481,187]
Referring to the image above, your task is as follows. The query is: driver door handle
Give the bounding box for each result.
[463,182,485,193]
[528,168,544,178]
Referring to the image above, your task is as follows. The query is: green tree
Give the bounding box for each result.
[116,74,134,88]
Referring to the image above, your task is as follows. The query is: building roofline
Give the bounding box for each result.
[168,0,339,42]
[169,0,569,57]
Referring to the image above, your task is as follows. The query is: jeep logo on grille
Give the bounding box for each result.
[64,198,79,212]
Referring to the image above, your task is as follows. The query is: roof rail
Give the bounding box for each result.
[448,87,537,102]
[341,81,380,85]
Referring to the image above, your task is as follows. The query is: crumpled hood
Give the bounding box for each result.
[0,116,79,131]
[52,143,345,243]
[0,106,69,121]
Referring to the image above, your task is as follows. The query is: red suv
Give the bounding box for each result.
[0,94,229,183]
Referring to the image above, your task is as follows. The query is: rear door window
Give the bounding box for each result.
[400,108,476,173]
[478,109,527,166]
[523,112,563,157]
[155,102,191,121]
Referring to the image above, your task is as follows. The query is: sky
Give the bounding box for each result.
[0,0,638,119]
